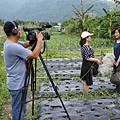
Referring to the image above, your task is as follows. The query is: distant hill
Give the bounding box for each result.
[0,0,118,22]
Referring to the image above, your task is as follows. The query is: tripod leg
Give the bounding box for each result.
[18,60,33,120]
[31,64,35,116]
[18,87,28,120]
[39,53,71,120]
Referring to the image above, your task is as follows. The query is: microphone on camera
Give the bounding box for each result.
[23,25,52,32]
[42,24,52,28]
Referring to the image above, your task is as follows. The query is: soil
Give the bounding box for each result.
[1,104,11,120]
[1,99,32,120]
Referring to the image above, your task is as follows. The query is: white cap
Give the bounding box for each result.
[81,31,93,39]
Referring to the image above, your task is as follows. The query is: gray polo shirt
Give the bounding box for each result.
[4,40,31,90]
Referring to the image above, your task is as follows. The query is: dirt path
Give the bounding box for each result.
[1,104,12,120]
[1,100,32,120]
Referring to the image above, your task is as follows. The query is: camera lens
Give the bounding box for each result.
[42,32,50,40]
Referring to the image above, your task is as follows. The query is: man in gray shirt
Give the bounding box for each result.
[3,21,43,120]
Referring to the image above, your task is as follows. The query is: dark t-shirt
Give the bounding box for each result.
[114,40,120,63]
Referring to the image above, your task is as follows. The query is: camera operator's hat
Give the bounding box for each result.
[81,31,93,39]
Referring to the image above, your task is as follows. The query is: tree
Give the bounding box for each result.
[72,0,94,35]
[102,6,120,39]
[61,18,77,34]
[112,0,120,4]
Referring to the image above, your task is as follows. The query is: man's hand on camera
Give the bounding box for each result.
[36,32,43,41]
[29,41,35,46]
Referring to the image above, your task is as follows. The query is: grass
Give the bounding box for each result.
[0,32,115,119]
[61,88,116,101]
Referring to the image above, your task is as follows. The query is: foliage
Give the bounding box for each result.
[0,0,119,118]
[0,19,4,26]
[112,0,120,4]
[61,18,78,34]
[61,0,120,39]
[0,0,119,40]
[72,0,94,35]
[0,55,10,107]
[61,89,116,101]
[0,23,115,119]
[102,6,120,40]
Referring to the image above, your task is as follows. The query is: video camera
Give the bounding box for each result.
[23,24,52,42]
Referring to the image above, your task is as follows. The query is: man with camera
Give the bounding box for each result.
[3,21,43,120]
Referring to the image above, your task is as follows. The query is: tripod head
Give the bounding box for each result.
[23,24,52,54]
[23,24,52,42]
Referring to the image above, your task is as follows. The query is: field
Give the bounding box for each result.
[0,30,116,120]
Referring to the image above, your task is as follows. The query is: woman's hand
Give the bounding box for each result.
[114,56,120,67]
[96,59,101,64]
[114,61,119,67]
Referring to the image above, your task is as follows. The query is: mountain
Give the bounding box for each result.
[0,0,117,22]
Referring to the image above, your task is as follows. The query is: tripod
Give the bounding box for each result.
[18,41,71,120]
